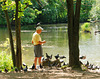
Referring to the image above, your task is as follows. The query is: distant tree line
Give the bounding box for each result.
[0,0,99,26]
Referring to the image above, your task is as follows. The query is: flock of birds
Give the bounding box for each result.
[1,53,100,73]
[83,61,100,70]
[1,53,67,73]
[80,56,100,70]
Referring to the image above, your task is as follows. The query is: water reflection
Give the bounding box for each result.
[0,23,100,66]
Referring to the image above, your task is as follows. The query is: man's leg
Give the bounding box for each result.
[34,57,37,69]
[39,56,42,65]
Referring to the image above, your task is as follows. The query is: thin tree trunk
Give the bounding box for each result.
[3,1,16,67]
[15,0,22,70]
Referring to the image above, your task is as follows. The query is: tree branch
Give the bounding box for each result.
[24,3,29,9]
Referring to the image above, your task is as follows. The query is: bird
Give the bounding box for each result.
[85,61,89,67]
[5,68,8,73]
[32,63,35,70]
[63,62,68,66]
[46,53,52,59]
[88,64,93,69]
[0,70,2,73]
[11,66,13,69]
[15,68,18,72]
[23,62,26,66]
[79,56,86,59]
[63,62,66,66]
[40,64,43,69]
[20,66,23,70]
[55,54,59,59]
[60,56,66,59]
[95,66,100,70]
[60,60,64,63]
[23,65,28,72]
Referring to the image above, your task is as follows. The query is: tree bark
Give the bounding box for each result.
[15,0,22,70]
[66,0,81,68]
[3,1,16,67]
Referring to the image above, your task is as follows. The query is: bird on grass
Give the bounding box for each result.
[15,68,18,72]
[23,65,28,72]
[23,62,26,66]
[0,70,2,73]
[46,53,52,59]
[63,62,68,66]
[60,56,66,59]
[85,61,89,67]
[40,64,43,69]
[55,54,59,59]
[11,66,13,69]
[32,63,35,70]
[79,56,86,59]
[20,66,23,70]
[5,68,8,73]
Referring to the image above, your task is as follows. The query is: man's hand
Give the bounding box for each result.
[32,41,33,44]
[43,40,46,43]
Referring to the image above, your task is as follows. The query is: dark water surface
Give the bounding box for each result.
[0,23,100,66]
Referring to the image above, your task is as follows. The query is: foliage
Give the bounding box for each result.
[0,0,99,25]
[89,0,100,21]
[81,22,91,31]
[0,51,13,71]
[35,0,67,23]
[80,0,95,22]
[21,7,42,25]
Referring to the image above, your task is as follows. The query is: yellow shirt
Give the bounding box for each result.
[32,32,41,45]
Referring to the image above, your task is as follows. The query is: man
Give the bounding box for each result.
[32,26,46,69]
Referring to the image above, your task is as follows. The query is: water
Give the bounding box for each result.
[0,23,100,66]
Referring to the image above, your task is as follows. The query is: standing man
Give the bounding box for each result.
[32,26,46,69]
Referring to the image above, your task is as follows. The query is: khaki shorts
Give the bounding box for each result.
[34,44,43,57]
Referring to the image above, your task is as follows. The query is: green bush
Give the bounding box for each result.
[81,22,91,31]
[0,51,13,71]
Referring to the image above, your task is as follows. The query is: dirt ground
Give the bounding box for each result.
[0,67,100,79]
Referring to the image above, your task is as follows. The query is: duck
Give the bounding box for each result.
[31,63,35,70]
[40,64,43,69]
[63,62,66,66]
[79,56,86,59]
[5,68,8,73]
[11,66,13,69]
[85,61,89,67]
[0,70,2,73]
[60,56,66,59]
[55,54,59,59]
[23,65,28,72]
[15,68,18,72]
[46,53,52,59]
[20,66,23,70]
[88,64,93,69]
[23,62,26,66]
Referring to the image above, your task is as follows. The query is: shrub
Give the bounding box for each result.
[0,51,13,71]
[81,22,91,31]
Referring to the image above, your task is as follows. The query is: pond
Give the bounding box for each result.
[0,23,100,66]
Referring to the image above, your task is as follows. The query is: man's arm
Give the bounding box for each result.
[39,40,46,45]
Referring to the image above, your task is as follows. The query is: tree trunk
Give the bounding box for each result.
[15,0,22,70]
[3,1,16,67]
[66,0,81,68]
